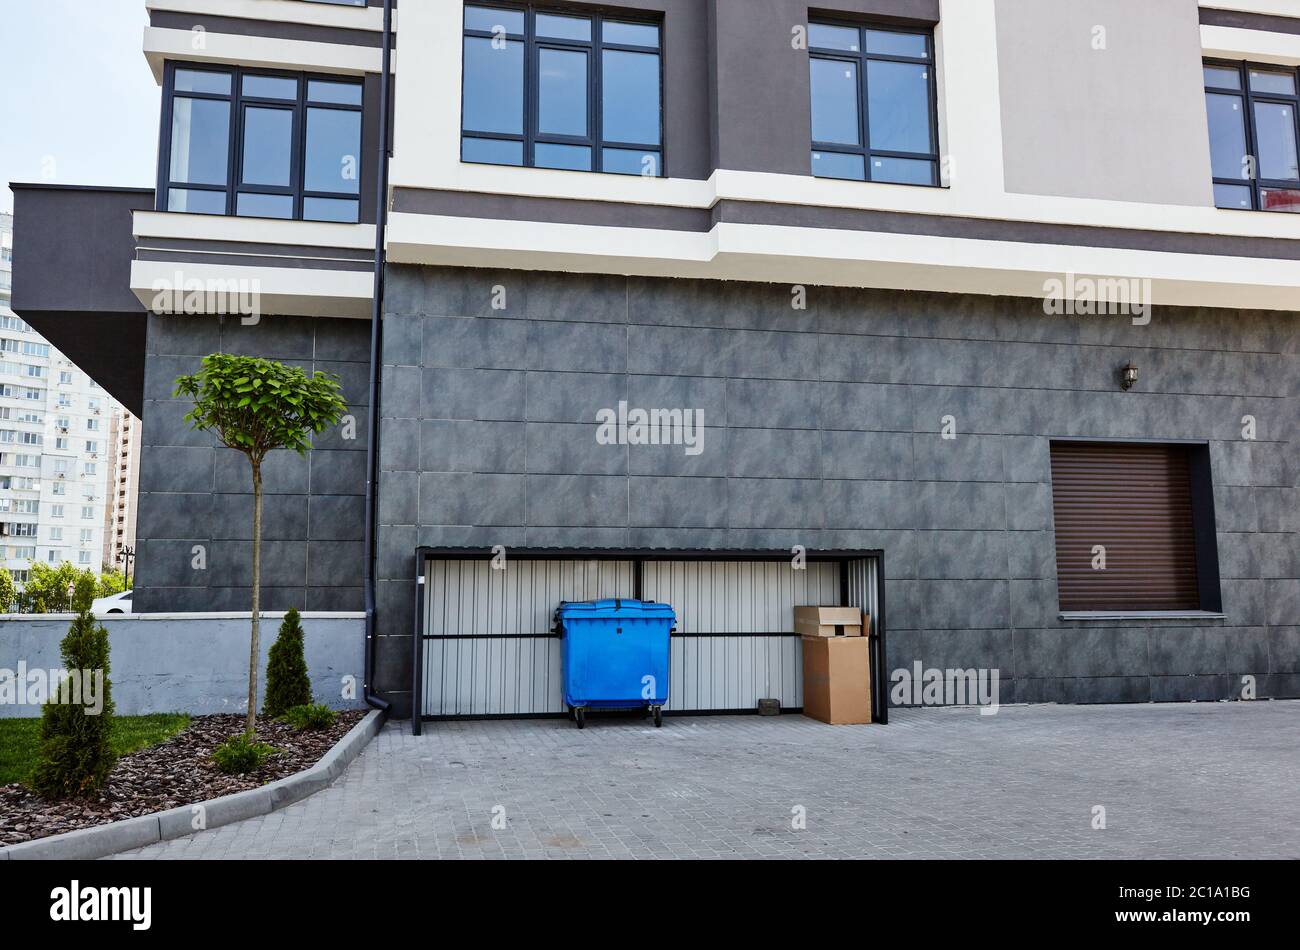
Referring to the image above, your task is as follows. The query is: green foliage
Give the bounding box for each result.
[173,353,348,464]
[0,568,14,613]
[279,703,337,732]
[14,562,96,614]
[29,600,116,799]
[264,608,313,718]
[211,733,277,775]
[96,570,130,597]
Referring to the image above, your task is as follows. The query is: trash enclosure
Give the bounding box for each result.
[413,549,886,730]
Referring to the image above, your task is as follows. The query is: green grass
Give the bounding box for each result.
[0,713,190,786]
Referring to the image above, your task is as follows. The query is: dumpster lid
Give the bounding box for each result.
[557,598,676,620]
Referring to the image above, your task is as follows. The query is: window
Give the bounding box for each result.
[52,504,64,518]
[86,418,99,431]
[809,22,938,185]
[1049,442,1221,613]
[49,527,62,542]
[78,551,92,566]
[55,438,68,451]
[58,371,72,384]
[83,462,97,477]
[52,483,65,496]
[161,64,364,222]
[85,440,99,453]
[81,506,94,520]
[1204,60,1300,212]
[80,529,93,543]
[461,4,664,176]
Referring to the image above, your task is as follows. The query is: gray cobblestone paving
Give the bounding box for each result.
[112,701,1300,860]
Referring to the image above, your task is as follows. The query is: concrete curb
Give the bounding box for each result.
[0,708,386,861]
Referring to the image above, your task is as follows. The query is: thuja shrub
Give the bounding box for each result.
[263,608,312,719]
[31,575,116,798]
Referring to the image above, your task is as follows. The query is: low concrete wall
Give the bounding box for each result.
[0,612,366,718]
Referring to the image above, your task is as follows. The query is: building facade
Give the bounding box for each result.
[0,212,133,583]
[9,0,1298,718]
[103,407,142,579]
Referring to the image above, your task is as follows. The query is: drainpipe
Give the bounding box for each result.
[362,0,394,713]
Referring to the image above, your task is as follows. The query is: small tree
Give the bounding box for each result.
[19,562,87,614]
[0,568,15,613]
[96,570,129,598]
[264,607,312,718]
[31,573,116,798]
[175,354,346,735]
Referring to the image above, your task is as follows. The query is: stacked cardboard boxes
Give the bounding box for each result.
[796,607,872,725]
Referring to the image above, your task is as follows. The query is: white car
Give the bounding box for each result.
[91,590,133,616]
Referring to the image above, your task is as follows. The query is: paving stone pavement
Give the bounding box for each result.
[111,701,1300,860]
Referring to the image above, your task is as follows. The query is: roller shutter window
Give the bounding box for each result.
[1049,442,1201,612]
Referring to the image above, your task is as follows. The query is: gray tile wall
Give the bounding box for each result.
[375,265,1297,714]
[133,312,370,614]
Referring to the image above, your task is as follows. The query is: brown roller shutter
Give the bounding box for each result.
[1049,442,1200,612]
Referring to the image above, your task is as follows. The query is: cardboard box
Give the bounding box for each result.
[801,635,872,725]
[794,606,865,638]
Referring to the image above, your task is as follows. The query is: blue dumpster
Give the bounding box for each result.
[556,599,675,729]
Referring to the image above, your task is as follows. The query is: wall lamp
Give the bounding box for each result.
[1120,362,1139,391]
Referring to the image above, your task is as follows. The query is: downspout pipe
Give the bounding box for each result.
[362,0,394,713]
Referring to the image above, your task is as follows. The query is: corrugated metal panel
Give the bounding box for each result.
[423,636,564,717]
[422,559,633,717]
[668,636,804,711]
[425,559,635,637]
[642,560,841,633]
[643,560,840,711]
[845,558,878,637]
[1049,442,1200,611]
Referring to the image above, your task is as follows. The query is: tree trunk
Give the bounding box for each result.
[246,459,263,736]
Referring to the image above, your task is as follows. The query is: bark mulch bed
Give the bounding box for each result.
[0,711,365,848]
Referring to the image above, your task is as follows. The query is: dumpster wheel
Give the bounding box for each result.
[575,707,586,729]
[652,706,663,728]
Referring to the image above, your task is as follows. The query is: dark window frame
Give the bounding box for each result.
[808,19,941,187]
[157,61,365,222]
[1204,58,1300,213]
[460,2,666,176]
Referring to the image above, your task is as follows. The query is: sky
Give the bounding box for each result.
[0,0,159,213]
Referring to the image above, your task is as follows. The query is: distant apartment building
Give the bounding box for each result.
[103,407,141,578]
[0,211,136,582]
